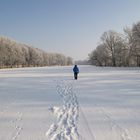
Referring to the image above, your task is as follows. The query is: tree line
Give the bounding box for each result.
[89,21,140,67]
[0,36,73,68]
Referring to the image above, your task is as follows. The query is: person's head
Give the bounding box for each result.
[75,65,77,67]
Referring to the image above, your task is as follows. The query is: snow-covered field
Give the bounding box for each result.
[0,65,140,140]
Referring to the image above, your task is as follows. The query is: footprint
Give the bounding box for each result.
[46,81,80,140]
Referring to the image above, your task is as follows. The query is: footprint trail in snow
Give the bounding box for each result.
[46,81,79,140]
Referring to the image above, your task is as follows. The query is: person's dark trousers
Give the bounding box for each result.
[74,73,78,80]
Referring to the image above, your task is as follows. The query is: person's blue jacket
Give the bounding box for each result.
[73,65,79,73]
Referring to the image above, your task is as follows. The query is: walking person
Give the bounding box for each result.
[73,65,79,80]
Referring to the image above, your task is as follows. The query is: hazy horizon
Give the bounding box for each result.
[1,0,140,60]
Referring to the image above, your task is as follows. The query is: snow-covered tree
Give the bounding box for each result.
[101,30,126,66]
[0,36,73,68]
[132,22,140,66]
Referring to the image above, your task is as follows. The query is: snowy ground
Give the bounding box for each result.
[0,65,140,140]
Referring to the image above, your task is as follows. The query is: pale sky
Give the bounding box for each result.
[1,0,140,60]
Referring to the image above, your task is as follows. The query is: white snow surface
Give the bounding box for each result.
[0,65,140,140]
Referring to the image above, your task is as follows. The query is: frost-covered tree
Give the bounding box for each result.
[101,30,126,66]
[66,57,73,65]
[89,30,130,67]
[89,44,109,66]
[0,36,73,68]
[89,21,140,67]
[123,27,135,66]
[42,52,49,66]
[132,22,140,66]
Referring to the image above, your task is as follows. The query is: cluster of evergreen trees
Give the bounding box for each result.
[89,21,140,67]
[0,36,73,68]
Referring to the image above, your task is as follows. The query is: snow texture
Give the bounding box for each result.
[0,66,140,140]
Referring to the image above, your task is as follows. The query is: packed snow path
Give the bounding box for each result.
[46,81,80,140]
